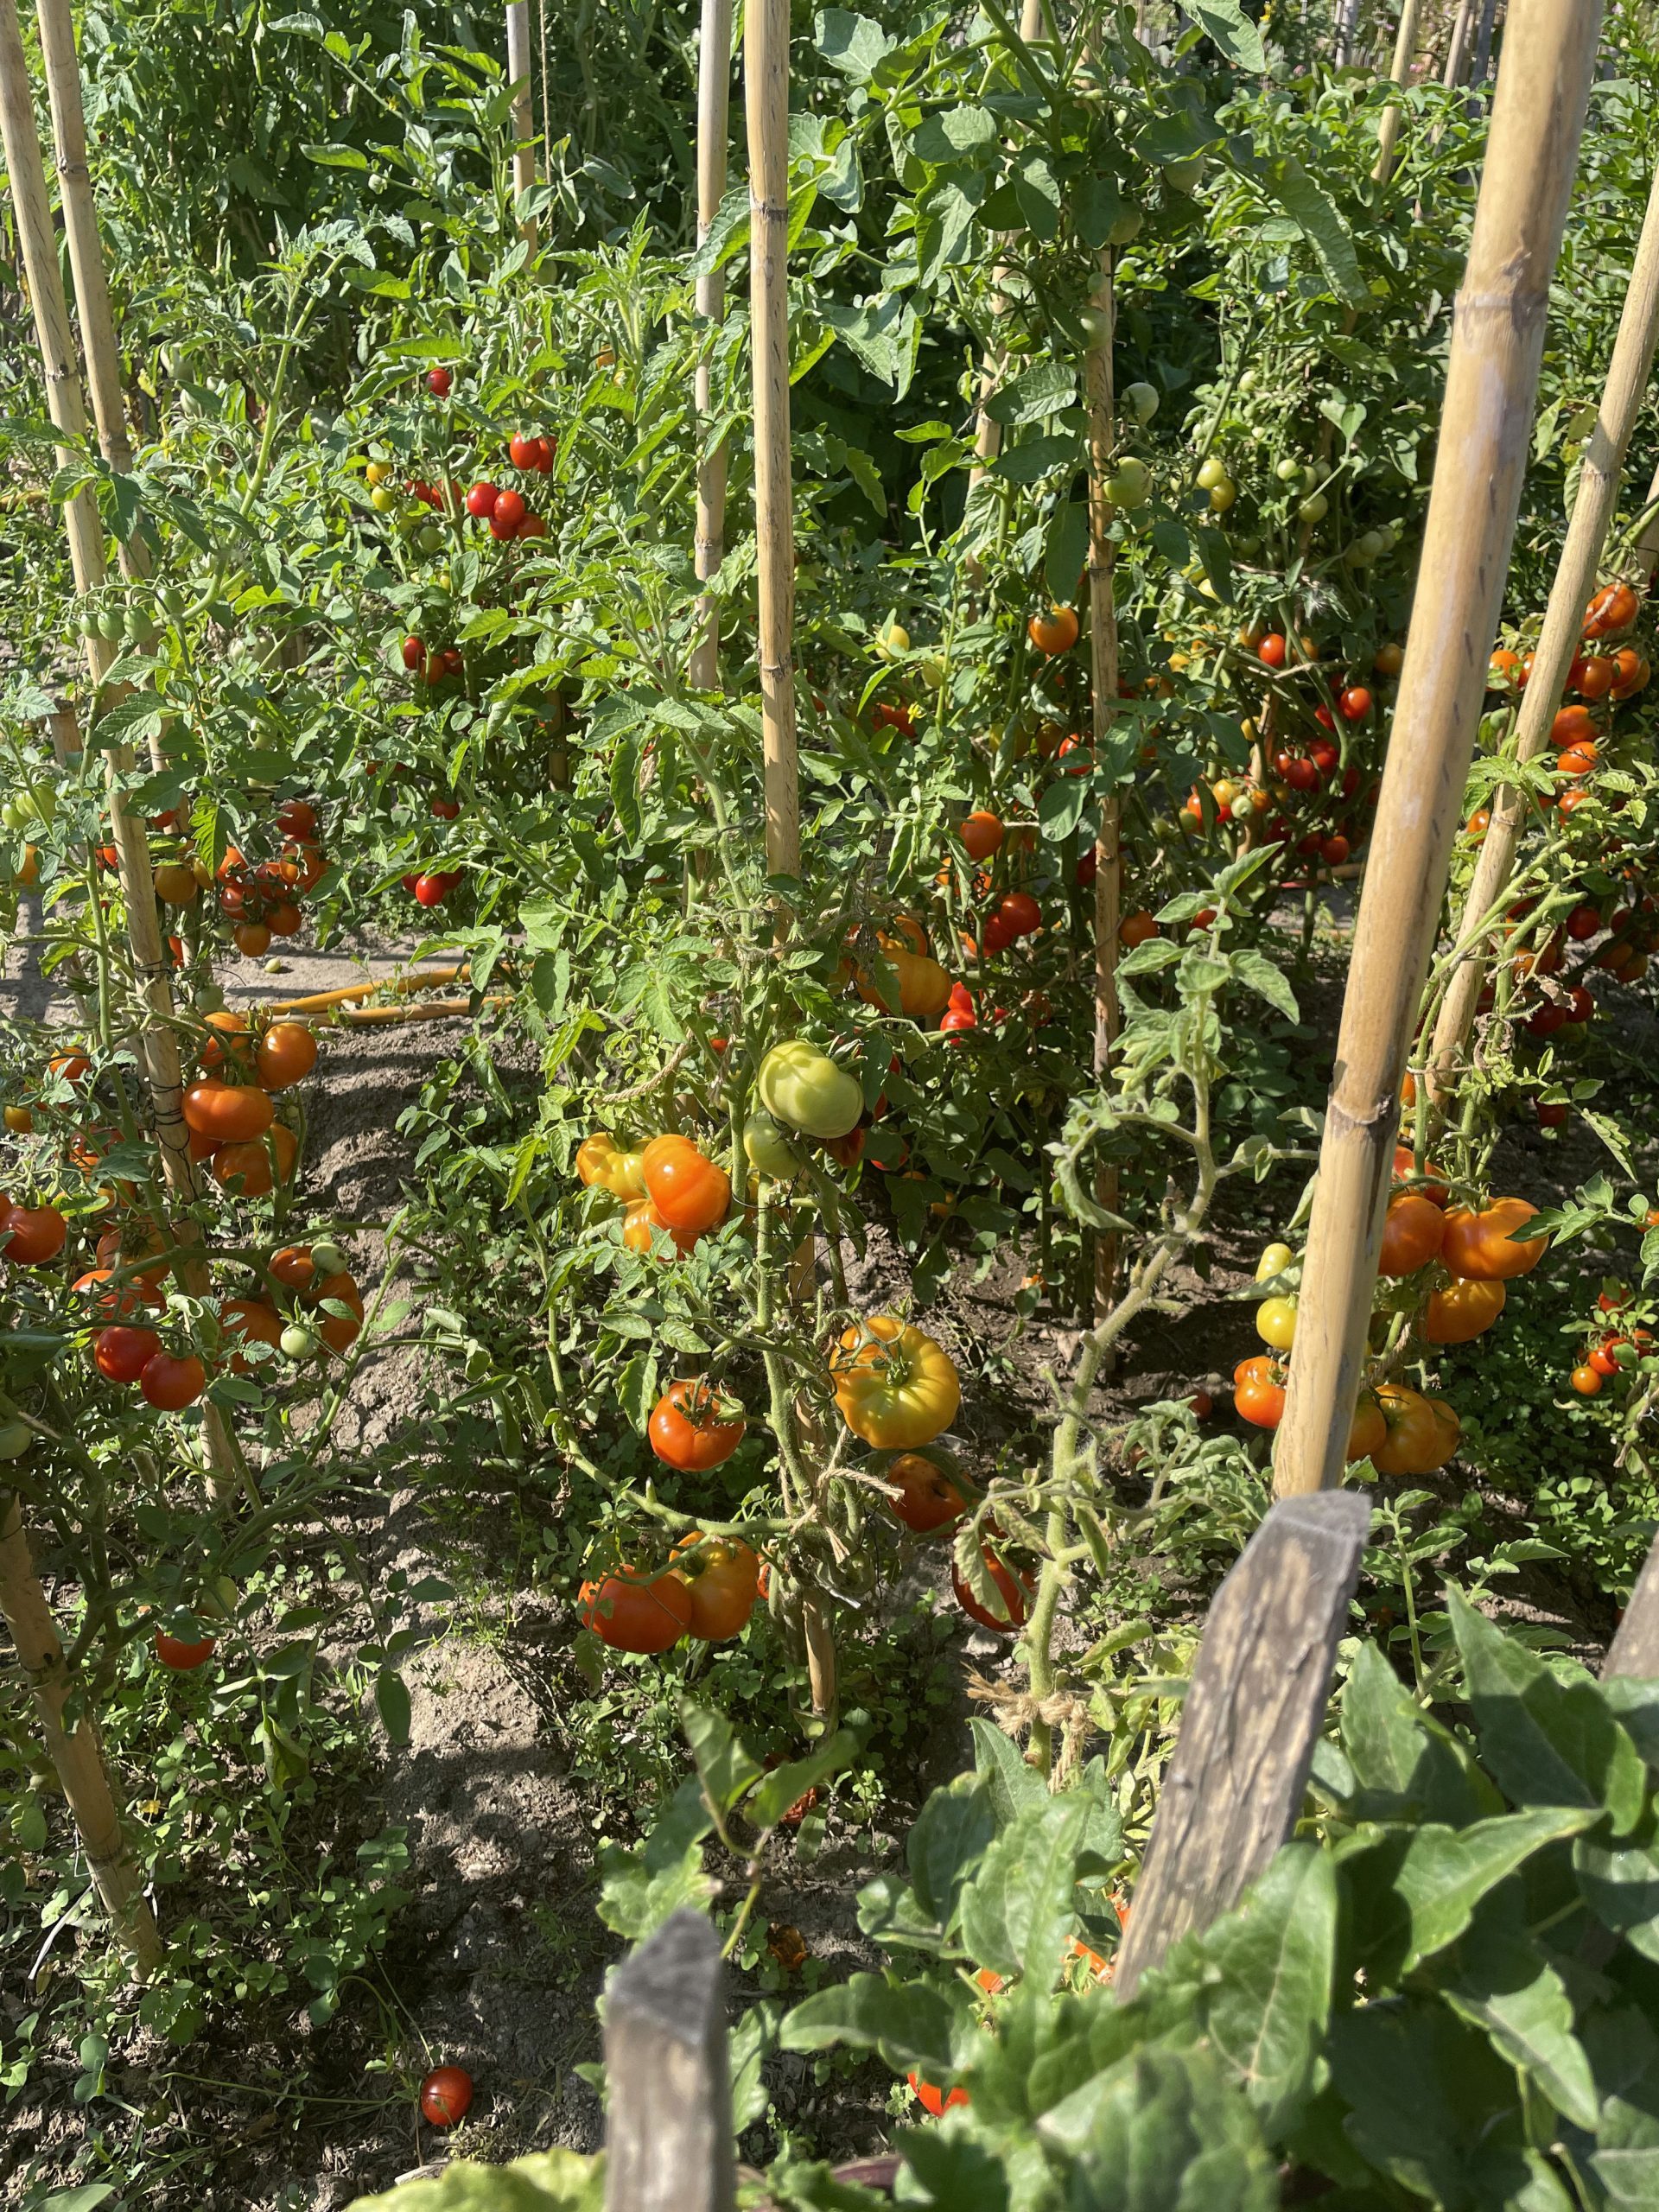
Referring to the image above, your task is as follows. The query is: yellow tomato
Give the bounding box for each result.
[1255,1242,1294,1283]
[832,1318,960,1449]
[1255,1296,1298,1351]
[576,1132,647,1198]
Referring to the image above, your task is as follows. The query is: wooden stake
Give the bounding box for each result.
[0,1497,163,1973]
[1085,249,1120,1313]
[1442,0,1477,87]
[1273,0,1604,1502]
[505,0,537,250]
[34,0,147,585]
[745,0,798,888]
[1427,161,1659,1100]
[1633,455,1659,585]
[1372,0,1424,184]
[0,0,245,1503]
[690,0,734,690]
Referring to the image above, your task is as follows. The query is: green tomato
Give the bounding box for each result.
[196,984,226,1013]
[1274,457,1302,484]
[1255,1295,1299,1351]
[309,1241,349,1277]
[1207,478,1236,514]
[281,1325,320,1360]
[1124,380,1160,427]
[1298,492,1328,524]
[371,486,397,512]
[1196,455,1229,493]
[1344,531,1386,568]
[1162,157,1205,194]
[95,607,126,641]
[758,1041,863,1141]
[743,1110,802,1179]
[919,653,947,690]
[1373,524,1397,554]
[416,525,444,554]
[0,1419,31,1459]
[1238,368,1260,394]
[1104,456,1151,508]
[1107,209,1143,246]
[874,619,910,659]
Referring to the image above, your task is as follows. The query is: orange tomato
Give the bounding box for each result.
[183,1079,276,1146]
[648,1380,746,1471]
[1377,1193,1446,1276]
[1424,1276,1507,1344]
[212,1124,298,1198]
[1027,605,1079,655]
[256,1022,318,1091]
[640,1135,729,1234]
[1441,1198,1545,1281]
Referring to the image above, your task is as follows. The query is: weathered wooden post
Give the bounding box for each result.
[1113,1492,1370,1998]
[506,0,537,249]
[1272,0,1604,1501]
[605,1911,736,2212]
[1605,1536,1659,1681]
[691,0,735,690]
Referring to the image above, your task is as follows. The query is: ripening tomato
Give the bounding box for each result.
[2,1203,67,1265]
[140,1351,207,1410]
[833,1318,960,1447]
[256,1022,318,1092]
[1585,582,1639,636]
[314,1273,365,1354]
[673,1535,762,1641]
[212,1124,298,1198]
[886,1452,966,1534]
[1374,641,1404,677]
[641,1135,730,1234]
[1590,1338,1624,1378]
[1346,1394,1387,1464]
[908,2073,969,2117]
[648,1379,746,1471]
[156,1630,215,1669]
[1118,911,1159,949]
[184,1079,275,1145]
[579,1567,693,1652]
[92,1325,162,1383]
[1373,1384,1459,1476]
[1027,606,1079,655]
[958,810,1004,860]
[419,2066,474,2127]
[233,920,272,957]
[576,1131,648,1198]
[757,1042,863,1140]
[1441,1198,1545,1281]
[1378,1193,1446,1275]
[220,1298,284,1375]
[953,1543,1033,1634]
[1233,1354,1286,1429]
[1571,1363,1602,1396]
[1424,1275,1506,1344]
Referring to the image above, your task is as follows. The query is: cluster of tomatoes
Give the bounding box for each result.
[161,795,328,962]
[1480,582,1650,830]
[180,1011,316,1197]
[1569,1281,1656,1397]
[1231,1159,1548,1476]
[576,1126,731,1257]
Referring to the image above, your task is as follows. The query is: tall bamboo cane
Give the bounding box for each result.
[1273,0,1604,1501]
[1442,0,1477,86]
[0,0,245,1506]
[1372,0,1424,184]
[691,0,734,690]
[1635,456,1659,585]
[505,0,537,250]
[1426,162,1659,1103]
[745,0,798,887]
[0,1499,163,1972]
[1085,251,1120,1313]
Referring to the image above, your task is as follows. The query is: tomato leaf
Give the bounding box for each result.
[781,1970,958,2071]
[1037,2044,1279,2208]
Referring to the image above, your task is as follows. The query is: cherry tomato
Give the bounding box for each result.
[995,890,1041,938]
[425,367,452,397]
[958,811,1004,860]
[1338,684,1371,721]
[1257,633,1287,669]
[1027,606,1078,655]
[419,2066,474,2126]
[156,1630,215,1669]
[92,1325,162,1383]
[465,480,499,518]
[1571,1363,1603,1396]
[141,1351,207,1410]
[2,1204,67,1265]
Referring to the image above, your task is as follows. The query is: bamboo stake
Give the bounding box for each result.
[1633,456,1659,585]
[962,0,1047,554]
[0,1497,163,1973]
[1273,0,1604,1502]
[505,0,537,250]
[1442,0,1477,87]
[1426,162,1659,1102]
[1372,0,1424,184]
[1085,249,1120,1314]
[0,0,245,1504]
[34,0,146,583]
[690,0,734,690]
[744,0,798,888]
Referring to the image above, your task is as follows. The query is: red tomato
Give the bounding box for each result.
[3,1204,67,1265]
[509,432,539,469]
[907,2072,969,2116]
[1321,834,1350,866]
[886,1452,965,1534]
[425,367,452,397]
[995,891,1041,939]
[156,1630,215,1669]
[648,1379,746,1471]
[492,488,527,532]
[980,910,1018,955]
[401,636,425,671]
[141,1351,207,1410]
[953,1545,1032,1634]
[1233,1354,1286,1428]
[640,1135,729,1234]
[515,512,546,539]
[1257,632,1287,669]
[92,1325,162,1383]
[1338,685,1371,721]
[579,1568,693,1652]
[413,874,452,907]
[464,480,499,518]
[419,2066,474,2127]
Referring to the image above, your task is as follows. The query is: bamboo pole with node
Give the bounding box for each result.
[690,0,735,690]
[0,0,247,1505]
[0,1499,163,1973]
[1272,0,1604,1502]
[505,0,537,250]
[744,0,798,891]
[1425,162,1659,1105]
